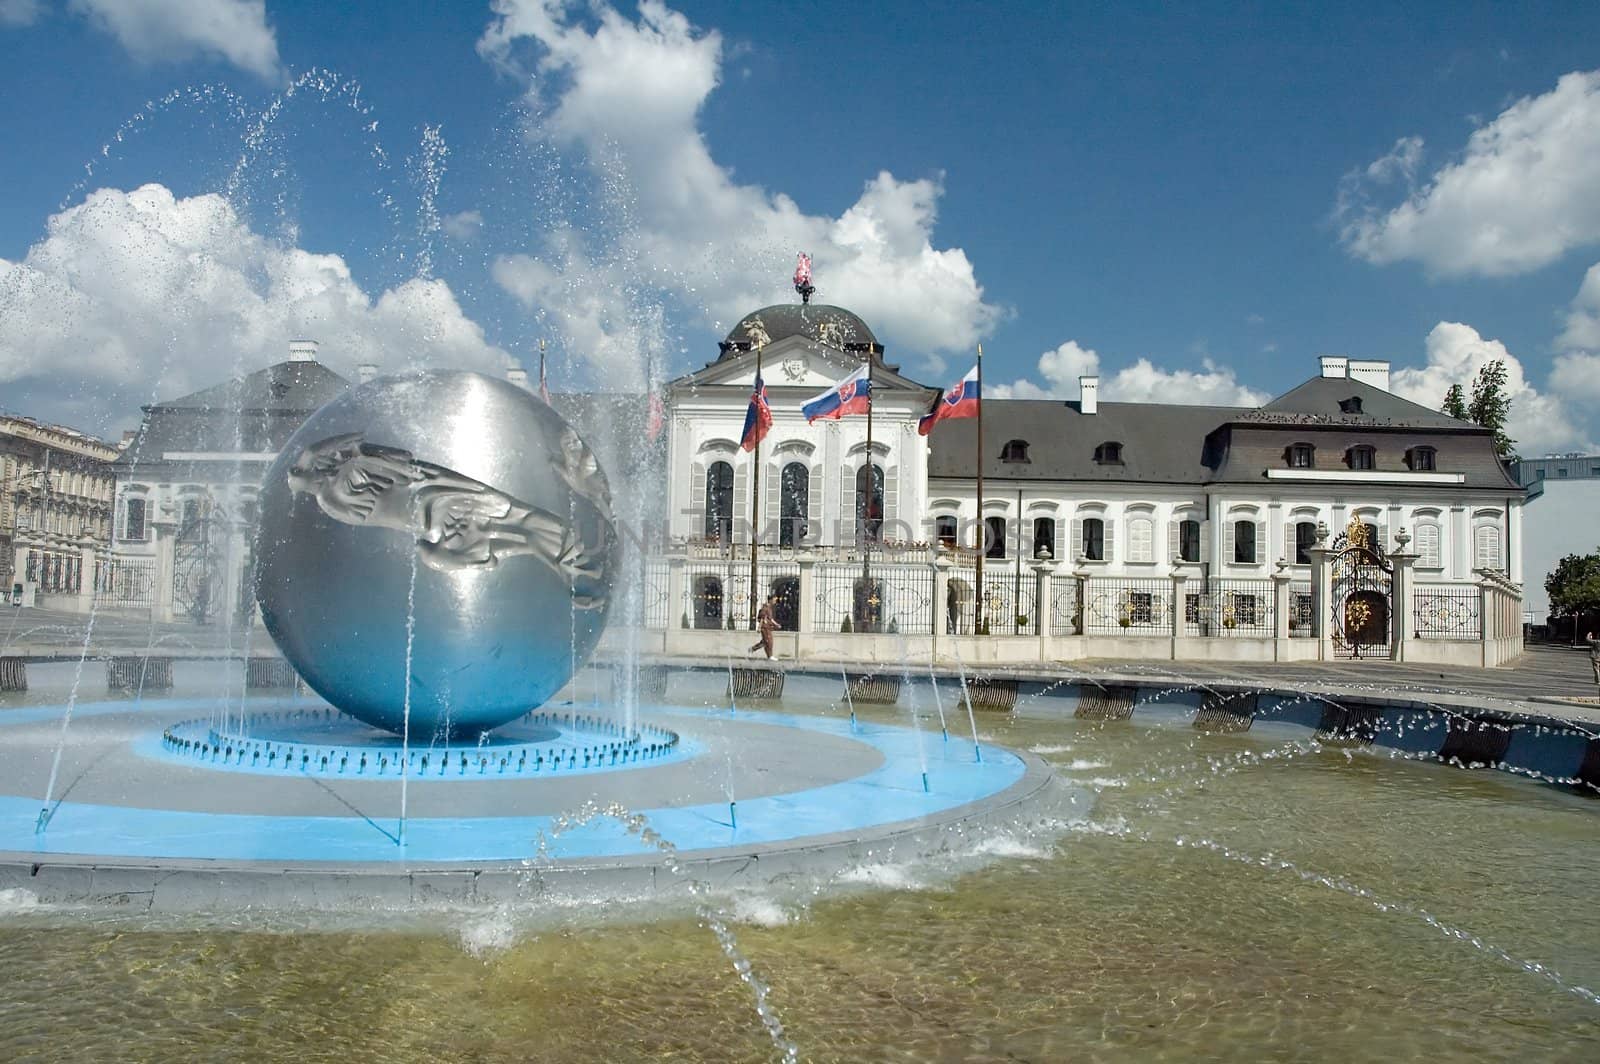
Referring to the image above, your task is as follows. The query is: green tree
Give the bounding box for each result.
[1441,383,1468,420]
[1466,360,1517,459]
[1545,550,1600,625]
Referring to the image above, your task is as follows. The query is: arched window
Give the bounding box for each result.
[1000,439,1030,463]
[935,515,958,549]
[705,461,733,542]
[1408,446,1437,471]
[1082,517,1105,561]
[779,462,809,548]
[985,515,1007,559]
[1094,441,1123,464]
[1474,524,1503,571]
[1032,517,1056,559]
[1347,445,1376,471]
[1288,443,1315,469]
[1233,520,1257,564]
[855,463,884,544]
[1294,521,1318,565]
[1127,516,1154,562]
[1178,519,1201,563]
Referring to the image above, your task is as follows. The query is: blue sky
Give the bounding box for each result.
[2,1,1599,455]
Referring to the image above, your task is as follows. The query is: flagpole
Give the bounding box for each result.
[862,342,874,631]
[749,342,762,631]
[974,342,985,635]
[538,338,548,403]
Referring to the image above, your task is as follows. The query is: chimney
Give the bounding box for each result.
[1346,359,1391,393]
[1318,355,1348,379]
[288,339,319,364]
[1079,375,1099,415]
[357,363,378,384]
[506,367,532,391]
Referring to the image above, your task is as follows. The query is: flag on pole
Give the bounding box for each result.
[740,376,773,451]
[538,340,551,404]
[917,364,980,435]
[646,389,666,442]
[800,364,871,423]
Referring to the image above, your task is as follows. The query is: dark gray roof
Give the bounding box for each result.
[153,360,350,414]
[719,304,883,360]
[928,399,1240,484]
[929,385,1521,491]
[116,360,349,467]
[1256,375,1466,428]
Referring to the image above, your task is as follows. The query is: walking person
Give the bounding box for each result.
[750,594,778,660]
[1587,631,1600,695]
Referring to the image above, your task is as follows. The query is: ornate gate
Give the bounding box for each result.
[172,503,226,625]
[1328,519,1393,659]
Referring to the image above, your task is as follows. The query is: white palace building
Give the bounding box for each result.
[650,302,1524,667]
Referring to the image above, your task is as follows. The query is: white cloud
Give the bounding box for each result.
[0,184,510,434]
[477,0,998,374]
[1551,263,1600,406]
[1389,321,1589,455]
[1339,71,1600,277]
[990,339,1269,407]
[0,0,42,27]
[1558,261,1600,352]
[69,0,281,81]
[441,210,484,243]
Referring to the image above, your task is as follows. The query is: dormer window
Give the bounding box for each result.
[1408,446,1436,471]
[1338,396,1364,415]
[1347,445,1376,471]
[1288,443,1315,469]
[999,439,1030,463]
[1094,441,1123,465]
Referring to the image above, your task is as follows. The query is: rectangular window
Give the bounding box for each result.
[1128,517,1154,562]
[1032,517,1056,560]
[1129,592,1153,625]
[1234,520,1256,564]
[1474,525,1503,571]
[1179,519,1201,563]
[123,498,147,542]
[1233,595,1258,626]
[1082,518,1105,561]
[1416,523,1441,568]
[985,515,1006,559]
[1294,522,1317,565]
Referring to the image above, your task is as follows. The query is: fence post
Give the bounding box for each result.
[931,554,949,658]
[1169,568,1188,661]
[1033,557,1054,662]
[1306,524,1334,662]
[1271,565,1291,661]
[75,540,96,614]
[666,556,687,631]
[1389,529,1416,663]
[797,556,817,635]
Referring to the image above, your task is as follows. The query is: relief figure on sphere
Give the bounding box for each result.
[285,431,616,609]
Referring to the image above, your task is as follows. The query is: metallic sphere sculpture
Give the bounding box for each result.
[255,370,619,737]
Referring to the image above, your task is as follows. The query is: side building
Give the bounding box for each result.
[107,341,351,624]
[1509,453,1600,634]
[1,416,119,607]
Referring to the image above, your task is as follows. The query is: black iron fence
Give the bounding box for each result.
[93,556,157,610]
[1182,579,1276,637]
[1413,584,1482,640]
[1082,577,1174,635]
[813,560,935,634]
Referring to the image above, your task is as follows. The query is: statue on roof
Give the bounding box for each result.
[794,252,814,304]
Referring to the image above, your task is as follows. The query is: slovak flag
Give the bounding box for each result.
[801,364,872,423]
[740,376,773,451]
[917,364,980,435]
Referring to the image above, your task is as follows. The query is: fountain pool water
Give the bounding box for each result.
[1,662,1598,1060]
